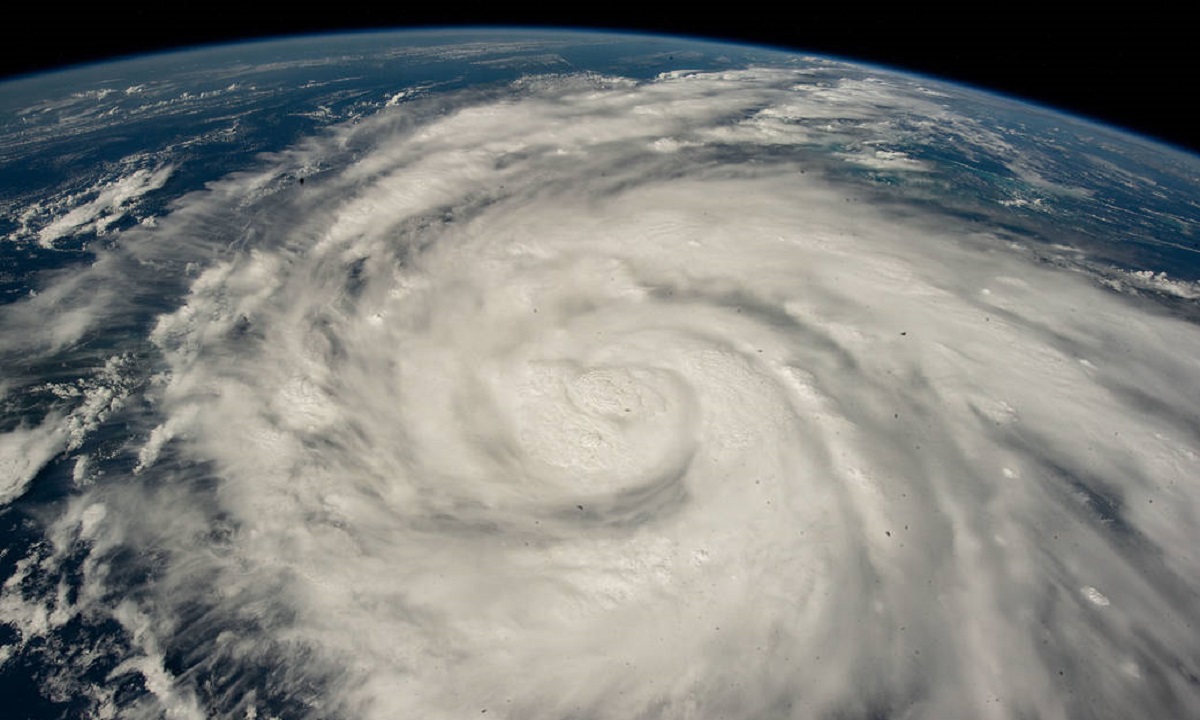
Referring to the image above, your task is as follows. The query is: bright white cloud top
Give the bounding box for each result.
[1,32,1200,720]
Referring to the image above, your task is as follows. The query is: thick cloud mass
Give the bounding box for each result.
[4,66,1200,720]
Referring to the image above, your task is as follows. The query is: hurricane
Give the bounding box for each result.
[3,43,1200,720]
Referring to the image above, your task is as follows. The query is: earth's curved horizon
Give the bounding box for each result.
[2,28,1200,720]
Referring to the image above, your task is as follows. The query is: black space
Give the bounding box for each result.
[1,5,1194,154]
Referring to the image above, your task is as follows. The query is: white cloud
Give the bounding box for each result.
[34,165,174,248]
[3,64,1200,720]
[0,416,64,505]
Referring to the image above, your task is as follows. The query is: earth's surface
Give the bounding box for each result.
[2,29,1200,720]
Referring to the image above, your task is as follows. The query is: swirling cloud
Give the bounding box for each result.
[3,66,1200,720]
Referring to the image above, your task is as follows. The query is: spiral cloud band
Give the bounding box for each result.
[3,62,1200,720]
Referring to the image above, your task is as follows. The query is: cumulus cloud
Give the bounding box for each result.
[2,66,1200,720]
[0,416,65,505]
[6,164,175,248]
